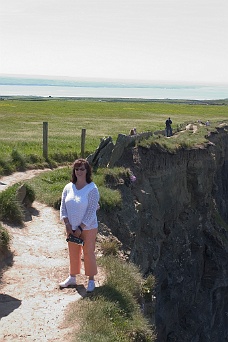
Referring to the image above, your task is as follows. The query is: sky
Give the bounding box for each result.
[0,0,228,84]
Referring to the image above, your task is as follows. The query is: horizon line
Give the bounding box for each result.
[0,73,227,86]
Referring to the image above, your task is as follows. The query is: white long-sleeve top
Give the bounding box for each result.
[60,182,99,230]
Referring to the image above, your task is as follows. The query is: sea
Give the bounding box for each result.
[0,76,228,100]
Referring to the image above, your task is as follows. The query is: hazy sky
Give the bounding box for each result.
[1,0,228,83]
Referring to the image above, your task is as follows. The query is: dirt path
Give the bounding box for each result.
[0,169,59,193]
[0,170,103,341]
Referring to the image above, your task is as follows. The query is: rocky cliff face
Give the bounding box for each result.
[99,125,228,341]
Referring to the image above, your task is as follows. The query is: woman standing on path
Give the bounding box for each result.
[59,158,99,292]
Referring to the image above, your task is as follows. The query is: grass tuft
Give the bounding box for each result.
[0,223,10,249]
[98,186,122,212]
[100,238,119,256]
[67,256,155,342]
[11,149,27,171]
[0,185,24,225]
[0,158,14,175]
[0,183,35,225]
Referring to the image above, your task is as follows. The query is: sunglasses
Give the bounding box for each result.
[75,167,86,171]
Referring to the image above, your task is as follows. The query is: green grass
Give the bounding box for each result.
[0,99,227,175]
[25,166,128,211]
[0,185,24,225]
[0,223,10,250]
[25,167,71,209]
[67,256,156,342]
[0,166,129,228]
[139,122,218,151]
[0,183,35,225]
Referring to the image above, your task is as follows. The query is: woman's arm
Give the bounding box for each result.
[81,187,99,227]
[60,185,73,235]
[60,186,68,220]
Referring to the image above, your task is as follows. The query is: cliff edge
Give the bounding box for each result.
[99,124,228,341]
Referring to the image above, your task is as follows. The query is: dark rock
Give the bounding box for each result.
[16,184,33,209]
[98,125,228,341]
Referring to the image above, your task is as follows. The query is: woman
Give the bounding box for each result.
[59,158,99,292]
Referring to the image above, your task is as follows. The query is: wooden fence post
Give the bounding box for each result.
[81,128,86,158]
[43,122,48,159]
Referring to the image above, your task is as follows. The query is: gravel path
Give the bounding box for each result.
[0,170,103,341]
[0,169,57,193]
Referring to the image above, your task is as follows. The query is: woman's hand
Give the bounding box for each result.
[72,227,82,238]
[65,222,73,236]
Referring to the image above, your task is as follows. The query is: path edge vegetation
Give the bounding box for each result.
[0,167,156,341]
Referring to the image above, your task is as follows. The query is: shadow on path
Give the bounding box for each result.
[0,294,21,319]
[0,250,14,282]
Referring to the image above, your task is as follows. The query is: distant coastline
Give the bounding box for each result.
[0,75,228,100]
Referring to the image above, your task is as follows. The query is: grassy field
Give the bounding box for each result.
[0,98,227,174]
[0,97,227,340]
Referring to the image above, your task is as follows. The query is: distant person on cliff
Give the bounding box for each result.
[165,117,172,137]
[59,158,100,293]
[129,127,137,135]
